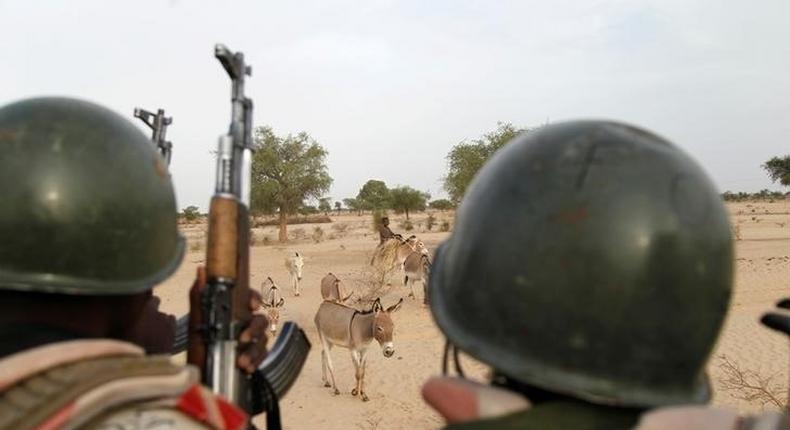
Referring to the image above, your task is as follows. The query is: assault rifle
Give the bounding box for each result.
[192,43,310,429]
[133,107,173,166]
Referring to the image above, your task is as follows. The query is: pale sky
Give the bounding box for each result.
[2,1,789,211]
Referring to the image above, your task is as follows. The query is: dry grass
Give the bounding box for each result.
[717,355,788,410]
[254,214,332,227]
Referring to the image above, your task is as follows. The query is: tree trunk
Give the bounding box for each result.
[278,210,288,242]
[405,209,410,220]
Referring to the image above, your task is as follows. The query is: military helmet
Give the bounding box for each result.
[429,121,733,407]
[0,97,185,295]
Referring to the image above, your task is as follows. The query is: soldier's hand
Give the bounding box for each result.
[422,376,530,424]
[187,265,269,374]
[237,289,268,373]
[127,292,177,354]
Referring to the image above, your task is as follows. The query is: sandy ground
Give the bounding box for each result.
[155,202,789,429]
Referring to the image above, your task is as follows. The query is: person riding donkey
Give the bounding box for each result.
[421,121,788,429]
[0,98,270,430]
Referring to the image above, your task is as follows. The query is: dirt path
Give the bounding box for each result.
[156,205,789,428]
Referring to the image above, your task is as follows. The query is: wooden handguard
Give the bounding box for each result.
[206,196,239,279]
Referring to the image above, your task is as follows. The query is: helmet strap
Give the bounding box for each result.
[441,340,466,378]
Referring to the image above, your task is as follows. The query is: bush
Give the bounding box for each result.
[426,214,436,231]
[401,219,414,231]
[440,220,451,232]
[180,205,201,223]
[189,240,203,252]
[312,226,325,243]
[331,222,349,233]
[290,228,306,240]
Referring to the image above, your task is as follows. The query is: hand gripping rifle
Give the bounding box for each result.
[199,44,310,429]
[133,108,173,166]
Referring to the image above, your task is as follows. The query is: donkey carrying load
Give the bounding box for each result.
[314,298,403,401]
[320,272,353,303]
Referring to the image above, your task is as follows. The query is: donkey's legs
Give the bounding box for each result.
[351,350,362,396]
[320,337,340,395]
[359,349,370,402]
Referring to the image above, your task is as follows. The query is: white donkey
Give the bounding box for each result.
[260,277,285,334]
[284,251,304,296]
[314,298,403,401]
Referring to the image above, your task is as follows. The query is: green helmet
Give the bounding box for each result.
[429,121,733,408]
[0,97,185,295]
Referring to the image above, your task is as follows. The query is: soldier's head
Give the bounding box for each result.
[0,97,184,344]
[427,121,733,408]
[382,216,390,226]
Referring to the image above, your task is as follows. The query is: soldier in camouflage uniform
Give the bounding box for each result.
[421,121,787,429]
[0,97,268,430]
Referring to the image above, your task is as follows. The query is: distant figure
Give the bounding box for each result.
[378,217,396,245]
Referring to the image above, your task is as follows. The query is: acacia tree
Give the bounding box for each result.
[250,126,332,242]
[343,197,362,215]
[318,197,332,215]
[763,156,790,187]
[443,122,527,204]
[356,180,391,210]
[334,201,342,214]
[429,199,454,211]
[390,186,429,220]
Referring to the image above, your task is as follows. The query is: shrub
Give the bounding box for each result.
[426,214,436,231]
[312,226,325,243]
[290,228,306,240]
[440,220,451,232]
[401,219,414,231]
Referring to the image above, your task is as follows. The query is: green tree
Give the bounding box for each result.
[334,201,342,214]
[429,199,454,211]
[443,122,527,203]
[356,180,391,210]
[251,126,332,242]
[180,205,201,222]
[390,186,429,220]
[763,156,790,187]
[343,197,362,215]
[319,197,332,215]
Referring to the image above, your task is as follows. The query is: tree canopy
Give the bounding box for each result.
[251,126,332,242]
[443,122,527,203]
[763,156,790,187]
[390,186,429,219]
[429,199,454,211]
[356,179,391,210]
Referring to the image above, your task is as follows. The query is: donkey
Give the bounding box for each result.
[371,235,428,270]
[403,251,431,304]
[284,251,304,296]
[314,298,403,401]
[320,272,353,303]
[260,277,285,334]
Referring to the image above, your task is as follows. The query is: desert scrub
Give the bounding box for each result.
[426,214,436,231]
[401,219,414,231]
[312,226,325,243]
[290,227,307,241]
[440,220,451,232]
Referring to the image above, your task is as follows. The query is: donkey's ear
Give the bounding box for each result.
[386,298,404,313]
[276,297,285,308]
[372,298,383,312]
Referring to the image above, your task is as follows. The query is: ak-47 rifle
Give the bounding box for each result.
[133,107,173,166]
[197,43,310,428]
